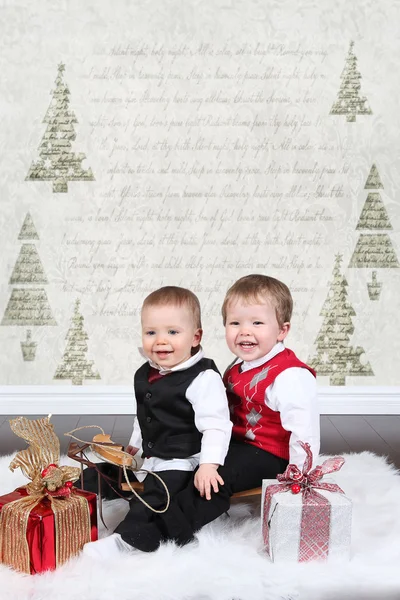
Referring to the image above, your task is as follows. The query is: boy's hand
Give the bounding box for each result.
[126,445,139,456]
[194,463,224,500]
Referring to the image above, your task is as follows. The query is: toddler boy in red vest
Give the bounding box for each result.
[220,273,320,493]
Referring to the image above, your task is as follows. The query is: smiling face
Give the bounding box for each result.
[141,304,202,369]
[225,298,290,362]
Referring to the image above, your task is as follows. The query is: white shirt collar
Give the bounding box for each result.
[138,346,205,374]
[234,341,285,373]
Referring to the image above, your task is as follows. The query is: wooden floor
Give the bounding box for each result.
[0,415,399,468]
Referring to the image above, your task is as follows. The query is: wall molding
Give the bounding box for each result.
[1,386,400,415]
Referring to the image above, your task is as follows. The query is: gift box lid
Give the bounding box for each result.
[0,487,97,519]
[262,478,352,507]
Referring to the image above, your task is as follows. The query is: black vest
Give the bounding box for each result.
[135,358,220,460]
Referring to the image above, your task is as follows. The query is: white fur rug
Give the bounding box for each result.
[1,452,400,600]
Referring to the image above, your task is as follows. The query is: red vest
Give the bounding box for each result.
[223,348,316,460]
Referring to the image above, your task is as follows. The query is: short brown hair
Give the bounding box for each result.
[221,274,293,327]
[142,286,202,329]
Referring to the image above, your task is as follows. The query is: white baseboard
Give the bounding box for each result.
[317,387,400,414]
[1,386,400,415]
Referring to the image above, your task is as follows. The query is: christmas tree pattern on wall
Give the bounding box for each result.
[330,41,372,123]
[308,254,374,385]
[26,63,94,193]
[1,213,57,361]
[54,299,100,385]
[349,164,399,300]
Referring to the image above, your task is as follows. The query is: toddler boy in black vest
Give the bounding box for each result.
[83,286,232,557]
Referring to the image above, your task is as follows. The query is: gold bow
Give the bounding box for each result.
[0,416,91,573]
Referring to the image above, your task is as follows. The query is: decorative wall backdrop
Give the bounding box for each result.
[0,0,399,391]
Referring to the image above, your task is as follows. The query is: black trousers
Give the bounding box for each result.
[75,463,202,551]
[76,441,288,552]
[158,440,288,538]
[116,469,195,552]
[221,439,289,493]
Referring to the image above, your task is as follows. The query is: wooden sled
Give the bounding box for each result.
[68,438,262,501]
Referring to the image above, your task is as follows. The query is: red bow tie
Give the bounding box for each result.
[148,367,169,383]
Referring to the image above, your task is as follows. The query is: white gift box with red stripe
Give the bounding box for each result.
[261,442,352,563]
[261,478,352,563]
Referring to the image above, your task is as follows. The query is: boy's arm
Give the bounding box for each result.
[186,369,232,466]
[268,367,320,468]
[127,415,143,456]
[186,370,232,499]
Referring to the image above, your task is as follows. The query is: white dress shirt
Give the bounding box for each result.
[233,342,320,468]
[129,348,232,481]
